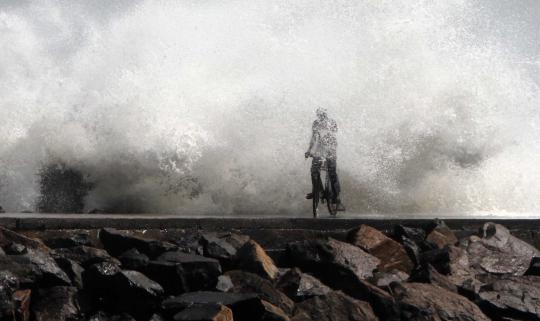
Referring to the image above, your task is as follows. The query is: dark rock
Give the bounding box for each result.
[257,300,290,321]
[149,314,165,321]
[19,248,71,287]
[408,265,458,292]
[526,257,540,276]
[467,223,540,275]
[393,225,426,245]
[99,228,176,258]
[287,238,380,282]
[347,225,413,273]
[294,291,378,321]
[55,257,84,289]
[13,289,31,321]
[52,245,120,268]
[82,261,121,294]
[173,303,233,321]
[392,282,490,321]
[200,233,238,260]
[0,226,49,252]
[216,275,234,292]
[236,240,279,280]
[150,251,221,293]
[44,233,93,249]
[0,271,18,319]
[162,291,259,317]
[276,268,331,301]
[370,270,409,288]
[225,270,295,315]
[118,248,149,270]
[6,243,27,255]
[110,270,164,320]
[85,311,136,321]
[32,286,81,321]
[476,275,540,321]
[0,255,42,287]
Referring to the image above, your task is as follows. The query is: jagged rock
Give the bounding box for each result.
[82,261,122,294]
[258,300,290,321]
[276,268,331,301]
[162,291,259,318]
[236,240,279,280]
[225,270,295,315]
[200,233,238,260]
[216,275,234,292]
[526,257,540,276]
[347,225,413,273]
[55,257,84,289]
[409,265,458,292]
[32,286,81,321]
[52,246,120,268]
[467,223,540,275]
[118,248,149,270]
[110,270,164,320]
[393,225,426,245]
[426,224,458,249]
[44,233,93,249]
[0,226,49,252]
[0,271,18,319]
[476,275,540,320]
[287,238,380,282]
[18,248,71,286]
[392,282,490,321]
[13,289,31,321]
[6,243,27,255]
[150,251,221,293]
[0,255,42,287]
[173,304,233,321]
[294,291,378,321]
[99,228,176,258]
[149,314,165,321]
[370,270,409,288]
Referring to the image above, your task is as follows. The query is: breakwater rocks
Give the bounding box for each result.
[0,221,538,321]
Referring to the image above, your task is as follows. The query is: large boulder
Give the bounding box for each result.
[392,282,490,321]
[476,275,540,321]
[99,228,176,258]
[467,223,540,275]
[52,246,120,268]
[276,268,331,302]
[32,286,81,321]
[44,233,93,249]
[294,291,378,321]
[173,304,233,321]
[347,225,413,273]
[118,248,149,271]
[287,238,380,284]
[225,270,295,315]
[55,257,85,289]
[13,248,71,287]
[236,240,279,280]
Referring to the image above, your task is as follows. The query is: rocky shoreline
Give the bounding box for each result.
[0,220,538,320]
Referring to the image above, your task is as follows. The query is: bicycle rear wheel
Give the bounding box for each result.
[325,173,337,216]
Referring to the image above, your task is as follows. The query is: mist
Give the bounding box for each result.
[1,0,539,214]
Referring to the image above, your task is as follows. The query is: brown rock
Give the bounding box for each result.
[236,240,279,280]
[173,303,233,321]
[0,226,49,252]
[13,289,31,321]
[392,282,490,321]
[277,268,331,301]
[295,291,378,321]
[426,226,458,249]
[347,225,413,273]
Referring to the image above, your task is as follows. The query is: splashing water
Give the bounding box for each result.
[0,0,539,214]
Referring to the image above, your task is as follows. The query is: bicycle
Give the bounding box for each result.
[311,157,338,218]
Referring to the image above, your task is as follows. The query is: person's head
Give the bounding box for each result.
[316,107,328,120]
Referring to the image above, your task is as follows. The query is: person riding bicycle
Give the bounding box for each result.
[304,108,345,211]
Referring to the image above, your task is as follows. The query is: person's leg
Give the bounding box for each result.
[308,157,323,198]
[328,158,345,210]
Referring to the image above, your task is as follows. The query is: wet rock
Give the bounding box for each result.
[99,228,176,258]
[426,223,458,249]
[408,265,458,292]
[370,270,409,288]
[392,282,490,321]
[162,291,259,317]
[476,275,540,321]
[6,243,27,255]
[44,233,93,249]
[526,257,540,276]
[55,257,84,289]
[86,311,136,321]
[13,289,31,321]
[82,261,121,294]
[19,248,72,286]
[393,225,426,245]
[347,225,413,273]
[225,270,295,315]
[467,223,540,275]
[287,238,380,282]
[151,251,221,293]
[257,300,290,321]
[0,255,42,287]
[294,291,378,321]
[200,233,238,261]
[110,270,164,320]
[276,268,331,301]
[173,304,233,321]
[216,275,234,292]
[32,286,81,321]
[0,271,18,319]
[236,240,279,280]
[118,248,149,270]
[53,246,120,268]
[0,226,49,252]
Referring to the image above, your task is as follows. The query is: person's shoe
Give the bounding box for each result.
[306,193,313,199]
[336,199,346,211]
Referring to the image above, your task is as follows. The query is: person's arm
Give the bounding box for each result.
[305,122,317,158]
